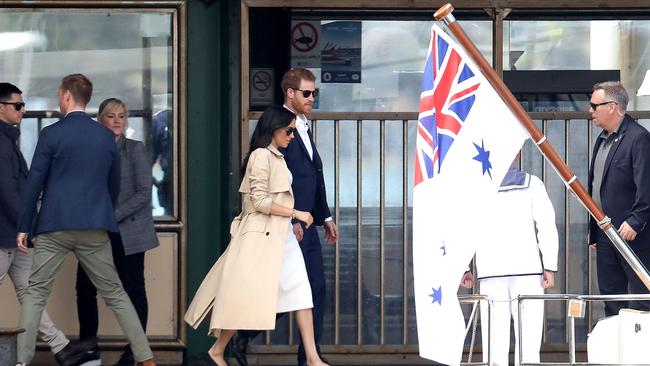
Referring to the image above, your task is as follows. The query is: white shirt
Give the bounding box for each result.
[284,104,313,160]
[475,175,559,279]
[65,108,86,117]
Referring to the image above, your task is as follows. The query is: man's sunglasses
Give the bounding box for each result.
[0,101,25,111]
[285,127,298,136]
[292,88,319,98]
[589,100,617,110]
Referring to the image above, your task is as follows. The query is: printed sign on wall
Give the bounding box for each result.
[321,21,361,83]
[250,68,274,106]
[290,21,321,68]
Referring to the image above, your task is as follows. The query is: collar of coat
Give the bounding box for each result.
[0,119,20,142]
[267,144,283,157]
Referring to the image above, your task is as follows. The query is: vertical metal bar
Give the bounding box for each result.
[312,119,317,143]
[240,1,250,165]
[142,36,153,156]
[288,312,294,345]
[541,120,547,182]
[402,119,409,345]
[564,119,570,345]
[491,8,508,77]
[335,119,341,345]
[379,119,385,345]
[569,316,576,365]
[541,120,548,345]
[518,297,523,366]
[587,119,594,332]
[357,119,363,345]
[487,298,492,365]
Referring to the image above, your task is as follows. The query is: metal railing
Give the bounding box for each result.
[244,111,650,362]
[517,293,650,366]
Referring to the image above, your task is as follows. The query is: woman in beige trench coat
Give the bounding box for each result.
[184,106,329,366]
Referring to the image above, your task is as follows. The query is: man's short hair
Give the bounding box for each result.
[281,68,316,96]
[594,81,629,112]
[61,74,93,106]
[0,83,22,102]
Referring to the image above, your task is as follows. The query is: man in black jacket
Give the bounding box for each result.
[0,82,88,366]
[588,81,650,316]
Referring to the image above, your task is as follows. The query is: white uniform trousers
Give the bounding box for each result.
[480,275,544,366]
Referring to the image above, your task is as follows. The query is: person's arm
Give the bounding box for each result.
[248,149,312,226]
[625,131,650,235]
[17,129,53,250]
[114,141,152,222]
[531,177,559,273]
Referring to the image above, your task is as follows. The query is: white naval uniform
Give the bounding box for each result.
[476,173,559,366]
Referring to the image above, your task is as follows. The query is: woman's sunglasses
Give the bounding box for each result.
[285,127,298,136]
[292,88,319,98]
[0,101,25,111]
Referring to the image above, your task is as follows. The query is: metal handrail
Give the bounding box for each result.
[459,295,491,366]
[517,293,650,366]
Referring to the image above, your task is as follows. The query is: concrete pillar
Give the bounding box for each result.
[0,328,24,366]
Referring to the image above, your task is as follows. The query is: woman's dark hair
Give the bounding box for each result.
[241,106,296,175]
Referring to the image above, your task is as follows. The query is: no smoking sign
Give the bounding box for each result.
[250,68,274,106]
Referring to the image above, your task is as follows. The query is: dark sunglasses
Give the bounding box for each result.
[0,101,25,111]
[285,127,298,136]
[589,101,617,110]
[292,88,319,98]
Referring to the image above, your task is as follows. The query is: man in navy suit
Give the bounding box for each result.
[588,81,650,316]
[14,74,156,366]
[233,68,338,366]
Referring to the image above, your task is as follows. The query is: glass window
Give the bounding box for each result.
[290,20,492,112]
[0,11,175,218]
[504,20,650,112]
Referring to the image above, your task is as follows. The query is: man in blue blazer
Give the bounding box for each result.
[588,81,650,316]
[234,68,338,366]
[14,74,156,366]
[281,68,338,366]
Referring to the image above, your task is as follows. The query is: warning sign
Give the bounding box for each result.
[250,68,274,106]
[290,21,321,68]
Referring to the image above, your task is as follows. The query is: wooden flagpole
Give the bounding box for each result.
[433,3,650,291]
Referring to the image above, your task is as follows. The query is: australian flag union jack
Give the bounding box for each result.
[414,28,481,187]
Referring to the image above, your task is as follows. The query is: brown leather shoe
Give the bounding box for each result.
[136,359,157,366]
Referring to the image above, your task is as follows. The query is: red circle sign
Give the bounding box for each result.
[291,22,318,52]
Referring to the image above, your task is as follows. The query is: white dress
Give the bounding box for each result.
[276,169,313,313]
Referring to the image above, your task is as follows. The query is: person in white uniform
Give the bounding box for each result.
[461,165,559,366]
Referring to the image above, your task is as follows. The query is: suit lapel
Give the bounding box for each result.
[306,128,319,166]
[589,137,602,191]
[296,130,312,162]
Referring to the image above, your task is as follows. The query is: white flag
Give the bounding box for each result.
[413,24,529,365]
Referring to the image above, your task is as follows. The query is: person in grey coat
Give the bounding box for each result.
[75,98,160,366]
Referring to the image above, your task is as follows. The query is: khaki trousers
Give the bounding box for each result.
[17,230,153,363]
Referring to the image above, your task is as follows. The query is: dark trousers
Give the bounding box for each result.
[241,225,326,365]
[76,232,148,346]
[596,234,650,316]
